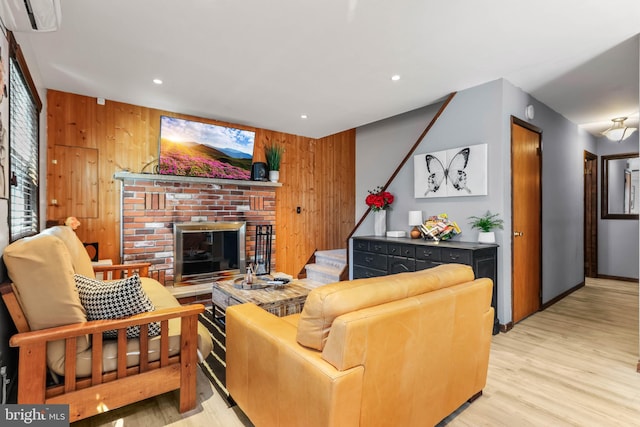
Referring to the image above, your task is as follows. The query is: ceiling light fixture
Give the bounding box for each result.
[300,114,308,119]
[602,117,637,142]
[153,78,163,85]
[391,75,401,81]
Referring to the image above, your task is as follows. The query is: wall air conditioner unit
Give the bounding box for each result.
[0,0,61,32]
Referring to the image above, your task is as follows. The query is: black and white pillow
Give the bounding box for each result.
[74,274,161,339]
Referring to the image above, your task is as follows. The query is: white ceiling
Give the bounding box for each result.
[8,0,640,139]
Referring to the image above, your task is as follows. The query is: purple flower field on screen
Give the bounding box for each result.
[159,152,250,180]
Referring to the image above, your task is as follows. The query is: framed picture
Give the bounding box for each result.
[158,116,256,180]
[414,143,488,198]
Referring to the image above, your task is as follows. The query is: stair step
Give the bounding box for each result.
[314,249,347,268]
[305,263,342,285]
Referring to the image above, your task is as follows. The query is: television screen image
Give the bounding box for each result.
[158,116,256,180]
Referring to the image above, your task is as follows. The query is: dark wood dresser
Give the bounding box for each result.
[352,236,499,334]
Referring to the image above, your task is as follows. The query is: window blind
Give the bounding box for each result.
[9,55,39,241]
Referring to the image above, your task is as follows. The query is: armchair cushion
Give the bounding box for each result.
[2,233,91,371]
[74,274,161,338]
[42,226,96,278]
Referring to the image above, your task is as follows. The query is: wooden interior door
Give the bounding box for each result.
[584,151,598,278]
[511,118,542,324]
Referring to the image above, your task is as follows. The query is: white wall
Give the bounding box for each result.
[355,78,601,325]
[356,80,509,321]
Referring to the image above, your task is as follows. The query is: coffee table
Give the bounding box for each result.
[212,278,311,319]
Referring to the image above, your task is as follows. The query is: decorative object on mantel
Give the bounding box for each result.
[265,140,285,182]
[250,162,268,181]
[140,158,159,174]
[468,210,503,243]
[408,210,423,239]
[366,186,394,236]
[418,213,461,242]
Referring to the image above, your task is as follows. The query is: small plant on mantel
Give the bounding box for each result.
[264,141,285,171]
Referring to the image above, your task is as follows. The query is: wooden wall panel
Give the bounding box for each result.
[46,90,355,276]
[51,145,98,218]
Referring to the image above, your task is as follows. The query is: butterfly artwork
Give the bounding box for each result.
[414,144,487,198]
[424,148,471,195]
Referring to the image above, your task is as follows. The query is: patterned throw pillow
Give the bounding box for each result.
[74,274,161,339]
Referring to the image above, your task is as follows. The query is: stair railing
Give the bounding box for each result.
[341,92,458,280]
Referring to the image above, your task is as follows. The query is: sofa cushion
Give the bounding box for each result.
[75,274,161,339]
[61,276,214,377]
[140,277,214,358]
[296,263,474,350]
[2,233,91,371]
[43,226,96,278]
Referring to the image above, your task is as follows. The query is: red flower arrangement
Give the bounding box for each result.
[365,186,394,212]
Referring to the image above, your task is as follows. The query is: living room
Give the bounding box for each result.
[0,2,639,426]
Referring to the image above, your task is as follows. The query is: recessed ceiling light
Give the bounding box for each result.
[301,114,308,119]
[391,75,401,81]
[153,78,163,85]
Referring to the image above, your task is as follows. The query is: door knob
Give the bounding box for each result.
[513,231,524,237]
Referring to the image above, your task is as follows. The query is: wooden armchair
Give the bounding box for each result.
[1,227,212,422]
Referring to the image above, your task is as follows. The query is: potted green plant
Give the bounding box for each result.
[468,211,503,243]
[264,141,285,182]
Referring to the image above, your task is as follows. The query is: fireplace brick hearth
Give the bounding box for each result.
[115,172,280,286]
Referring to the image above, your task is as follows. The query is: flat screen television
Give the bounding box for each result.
[158,116,256,180]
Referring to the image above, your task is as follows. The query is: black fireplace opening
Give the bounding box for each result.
[174,222,246,284]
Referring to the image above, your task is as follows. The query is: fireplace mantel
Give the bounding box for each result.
[114,171,282,187]
[116,171,278,287]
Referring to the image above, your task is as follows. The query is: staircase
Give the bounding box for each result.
[300,249,347,288]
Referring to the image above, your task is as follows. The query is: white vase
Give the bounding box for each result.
[373,210,387,236]
[478,231,495,243]
[268,170,279,182]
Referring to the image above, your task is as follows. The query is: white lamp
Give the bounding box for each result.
[408,210,423,239]
[602,117,637,143]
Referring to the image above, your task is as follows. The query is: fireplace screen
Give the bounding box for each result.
[174,222,246,283]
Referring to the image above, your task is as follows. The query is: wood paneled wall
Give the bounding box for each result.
[46,90,355,276]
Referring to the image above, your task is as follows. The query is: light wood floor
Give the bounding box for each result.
[72,278,640,427]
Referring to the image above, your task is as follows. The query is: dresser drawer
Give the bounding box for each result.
[353,239,369,252]
[415,246,442,261]
[353,250,388,271]
[353,265,387,279]
[388,244,415,258]
[442,248,471,265]
[368,241,388,254]
[388,256,415,274]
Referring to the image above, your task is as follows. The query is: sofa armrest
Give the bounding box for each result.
[10,305,202,347]
[226,303,363,427]
[9,304,204,406]
[92,262,150,279]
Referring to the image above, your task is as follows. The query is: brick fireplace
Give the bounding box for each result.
[114,172,279,287]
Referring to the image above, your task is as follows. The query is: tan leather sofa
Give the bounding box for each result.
[226,263,493,427]
[1,226,213,422]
